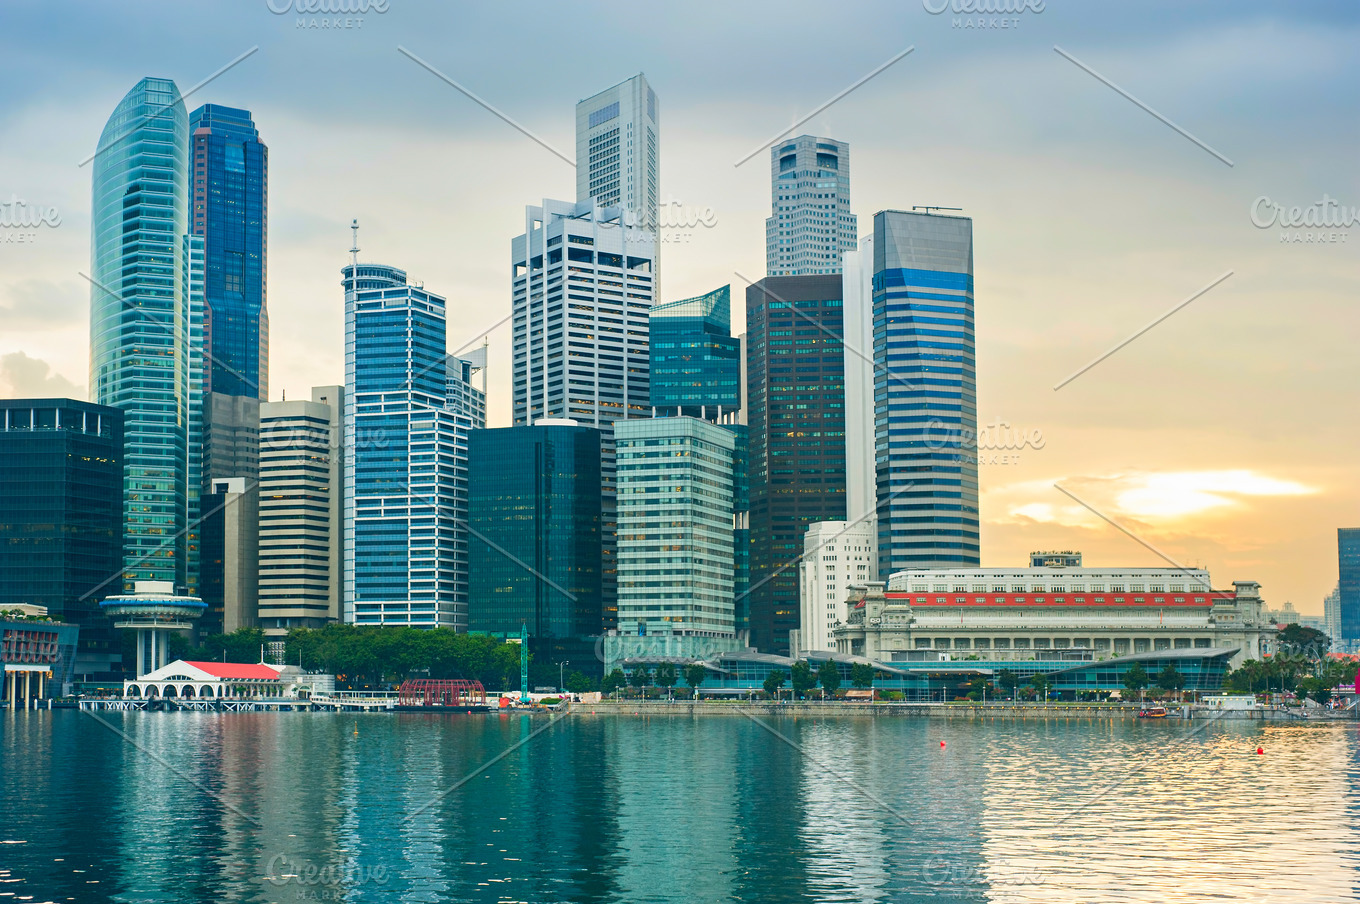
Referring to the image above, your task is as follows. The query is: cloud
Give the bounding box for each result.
[1112,470,1313,519]
[0,278,84,329]
[0,351,82,400]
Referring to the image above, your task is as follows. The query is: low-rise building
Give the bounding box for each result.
[832,556,1275,669]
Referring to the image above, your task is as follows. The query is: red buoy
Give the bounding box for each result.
[940,740,946,748]
[1256,747,1264,755]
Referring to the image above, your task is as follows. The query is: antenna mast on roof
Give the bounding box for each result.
[350,218,360,269]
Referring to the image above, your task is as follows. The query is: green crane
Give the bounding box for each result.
[519,622,531,704]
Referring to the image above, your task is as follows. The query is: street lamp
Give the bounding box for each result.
[559,660,569,695]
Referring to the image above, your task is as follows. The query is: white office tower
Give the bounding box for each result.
[511,199,656,427]
[576,74,659,238]
[766,135,857,277]
[797,520,877,655]
[842,236,876,525]
[257,386,343,634]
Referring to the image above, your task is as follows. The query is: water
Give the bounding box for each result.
[2,710,1358,903]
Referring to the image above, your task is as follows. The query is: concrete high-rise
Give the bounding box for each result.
[766,136,857,277]
[872,210,979,575]
[576,74,659,238]
[795,520,876,656]
[511,198,655,428]
[343,258,485,629]
[198,476,258,634]
[89,77,191,592]
[745,276,847,655]
[257,386,344,634]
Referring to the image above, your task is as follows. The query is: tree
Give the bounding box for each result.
[763,669,787,699]
[790,661,816,699]
[564,670,593,695]
[997,669,1020,697]
[817,660,841,696]
[630,666,652,695]
[1156,664,1186,701]
[1028,672,1052,700]
[1123,663,1149,700]
[966,676,993,702]
[1277,624,1330,658]
[654,663,678,696]
[683,662,708,699]
[850,662,876,690]
[601,668,626,696]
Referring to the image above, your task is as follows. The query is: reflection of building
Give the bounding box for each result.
[1339,529,1360,652]
[795,520,876,656]
[745,275,847,654]
[467,421,603,644]
[872,209,979,574]
[834,564,1275,669]
[0,399,123,676]
[766,135,857,277]
[100,581,206,677]
[2,616,80,704]
[258,386,344,634]
[89,77,191,592]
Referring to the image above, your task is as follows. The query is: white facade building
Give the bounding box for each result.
[576,74,659,237]
[833,556,1276,669]
[796,520,877,655]
[766,135,857,276]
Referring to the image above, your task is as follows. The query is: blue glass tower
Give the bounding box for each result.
[872,210,979,573]
[342,259,483,629]
[189,104,268,401]
[89,77,190,591]
[649,285,741,418]
[1339,528,1360,651]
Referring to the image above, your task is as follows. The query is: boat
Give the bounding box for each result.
[1137,706,1169,718]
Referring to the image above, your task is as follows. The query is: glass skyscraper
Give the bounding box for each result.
[872,210,979,574]
[615,416,735,638]
[467,422,603,640]
[766,135,857,277]
[1339,528,1360,651]
[745,276,847,654]
[0,400,124,676]
[189,104,268,401]
[343,262,485,629]
[89,77,191,592]
[649,285,741,417]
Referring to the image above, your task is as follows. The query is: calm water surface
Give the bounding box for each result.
[2,710,1358,903]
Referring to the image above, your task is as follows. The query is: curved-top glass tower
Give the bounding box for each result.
[89,77,191,592]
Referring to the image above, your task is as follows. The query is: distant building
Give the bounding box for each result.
[1324,582,1342,647]
[2,615,81,703]
[872,209,979,575]
[467,421,603,666]
[0,399,123,677]
[795,520,876,656]
[343,259,485,629]
[649,285,741,418]
[615,416,736,639]
[576,74,659,239]
[834,559,1275,669]
[89,77,192,591]
[1339,528,1360,652]
[766,135,857,277]
[745,275,847,654]
[257,386,344,634]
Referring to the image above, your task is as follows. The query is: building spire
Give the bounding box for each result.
[349,218,360,269]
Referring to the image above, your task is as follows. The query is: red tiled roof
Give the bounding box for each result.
[884,591,1229,608]
[182,661,283,680]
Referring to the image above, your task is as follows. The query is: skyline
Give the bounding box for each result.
[3,2,1357,612]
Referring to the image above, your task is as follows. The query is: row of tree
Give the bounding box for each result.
[1223,654,1357,703]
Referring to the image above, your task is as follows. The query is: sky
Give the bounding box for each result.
[2,0,1356,614]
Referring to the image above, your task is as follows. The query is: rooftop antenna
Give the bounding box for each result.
[349,218,360,269]
[481,336,488,397]
[911,206,963,214]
